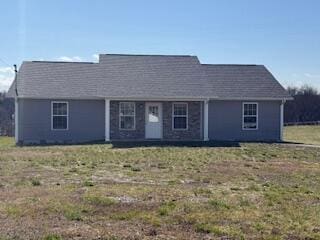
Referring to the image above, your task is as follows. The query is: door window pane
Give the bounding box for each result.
[148,106,159,122]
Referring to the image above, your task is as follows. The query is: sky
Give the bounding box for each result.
[0,0,320,91]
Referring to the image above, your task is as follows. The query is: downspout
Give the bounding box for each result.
[14,64,19,144]
[14,64,18,96]
[280,99,286,142]
[203,98,209,141]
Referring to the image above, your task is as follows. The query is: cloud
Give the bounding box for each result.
[0,74,14,92]
[92,54,99,61]
[0,66,14,91]
[0,67,14,74]
[304,73,320,79]
[57,56,82,62]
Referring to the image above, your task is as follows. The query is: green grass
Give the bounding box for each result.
[284,125,320,145]
[0,129,319,239]
[43,234,62,240]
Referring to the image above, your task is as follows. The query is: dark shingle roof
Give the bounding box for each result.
[7,54,291,100]
[202,64,291,99]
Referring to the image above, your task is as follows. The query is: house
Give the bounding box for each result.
[7,54,292,144]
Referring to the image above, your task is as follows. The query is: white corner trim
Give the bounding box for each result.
[280,100,285,141]
[105,99,110,141]
[15,98,19,143]
[204,100,209,141]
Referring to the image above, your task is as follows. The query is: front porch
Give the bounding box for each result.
[105,100,209,141]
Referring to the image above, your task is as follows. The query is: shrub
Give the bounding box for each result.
[84,194,117,207]
[208,199,230,210]
[43,234,62,240]
[158,201,176,216]
[83,180,94,187]
[131,166,141,172]
[31,178,41,186]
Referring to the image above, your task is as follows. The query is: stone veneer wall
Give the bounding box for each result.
[163,101,202,140]
[110,101,145,140]
[110,101,203,140]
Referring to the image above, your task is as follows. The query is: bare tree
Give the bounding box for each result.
[285,85,320,123]
[0,92,14,136]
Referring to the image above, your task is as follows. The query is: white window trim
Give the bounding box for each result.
[172,102,188,130]
[51,101,69,131]
[119,102,136,130]
[242,102,258,131]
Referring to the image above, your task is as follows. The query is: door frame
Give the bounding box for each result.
[145,102,163,139]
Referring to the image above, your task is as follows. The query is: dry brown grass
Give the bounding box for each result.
[284,125,320,145]
[0,136,319,239]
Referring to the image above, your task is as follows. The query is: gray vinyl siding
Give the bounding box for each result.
[16,98,281,144]
[208,100,281,141]
[17,99,105,144]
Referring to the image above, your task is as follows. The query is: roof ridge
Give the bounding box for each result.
[202,64,261,66]
[100,53,196,57]
[27,61,95,64]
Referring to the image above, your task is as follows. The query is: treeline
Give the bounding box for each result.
[285,85,320,123]
[0,92,14,136]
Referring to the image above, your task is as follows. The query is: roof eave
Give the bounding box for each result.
[213,97,294,101]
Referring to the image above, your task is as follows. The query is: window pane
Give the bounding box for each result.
[244,104,257,116]
[53,103,67,115]
[53,116,67,129]
[251,105,257,115]
[174,104,187,115]
[244,116,257,129]
[174,117,187,129]
[120,116,135,129]
[148,106,159,122]
[120,103,135,116]
[244,104,249,115]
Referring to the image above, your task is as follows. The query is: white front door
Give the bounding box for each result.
[145,103,162,139]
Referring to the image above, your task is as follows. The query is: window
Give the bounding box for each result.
[173,103,188,130]
[243,103,258,130]
[52,102,68,130]
[119,102,135,130]
[148,106,159,122]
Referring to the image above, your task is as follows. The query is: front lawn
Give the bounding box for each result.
[284,125,320,145]
[0,132,319,239]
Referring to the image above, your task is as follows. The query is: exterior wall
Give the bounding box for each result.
[162,101,202,140]
[17,99,281,144]
[208,100,281,141]
[110,101,146,140]
[110,101,203,140]
[18,99,105,144]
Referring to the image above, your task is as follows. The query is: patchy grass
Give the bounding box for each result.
[0,137,319,239]
[84,192,118,207]
[284,125,320,145]
[43,234,62,240]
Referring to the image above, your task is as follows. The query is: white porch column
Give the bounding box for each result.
[14,98,19,143]
[280,100,285,141]
[105,99,110,141]
[204,100,209,141]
